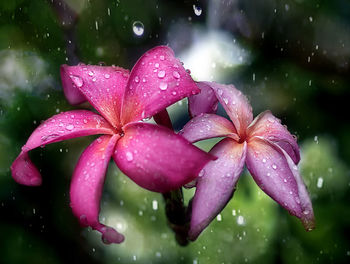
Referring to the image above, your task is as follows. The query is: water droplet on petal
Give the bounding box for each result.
[134,76,140,83]
[262,158,267,163]
[272,164,277,170]
[317,177,324,188]
[126,151,133,161]
[157,70,166,78]
[155,63,159,68]
[173,71,180,79]
[88,71,94,76]
[159,82,167,90]
[132,21,144,36]
[72,76,83,87]
[198,169,205,177]
[66,124,74,131]
[223,98,229,105]
[159,55,165,61]
[104,73,110,79]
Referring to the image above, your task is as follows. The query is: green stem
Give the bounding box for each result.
[162,188,190,246]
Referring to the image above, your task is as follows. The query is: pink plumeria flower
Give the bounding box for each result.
[11,46,214,244]
[181,82,314,240]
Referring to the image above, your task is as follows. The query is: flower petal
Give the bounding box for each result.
[114,122,214,193]
[179,113,239,143]
[70,134,124,244]
[189,139,247,240]
[203,82,253,137]
[11,110,114,186]
[246,137,314,230]
[60,65,87,105]
[188,82,219,118]
[121,46,200,124]
[153,109,173,130]
[247,110,300,164]
[60,64,130,127]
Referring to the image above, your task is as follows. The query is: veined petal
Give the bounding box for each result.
[70,135,124,244]
[60,65,130,127]
[203,82,253,137]
[11,110,114,186]
[246,137,314,231]
[180,113,239,143]
[113,122,214,193]
[247,110,300,164]
[189,139,247,241]
[121,46,199,124]
[188,82,219,118]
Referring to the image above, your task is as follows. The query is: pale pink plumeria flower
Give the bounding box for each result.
[11,46,214,244]
[181,82,315,240]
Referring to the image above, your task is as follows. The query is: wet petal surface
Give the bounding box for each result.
[121,46,199,124]
[11,110,114,185]
[188,82,219,118]
[114,122,214,193]
[189,139,247,240]
[70,135,124,244]
[246,137,314,230]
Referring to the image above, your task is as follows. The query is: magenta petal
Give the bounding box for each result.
[247,111,300,164]
[188,82,219,118]
[114,122,214,193]
[153,109,173,130]
[246,138,314,230]
[60,64,130,127]
[11,110,114,186]
[121,46,200,124]
[180,113,239,143]
[189,139,247,240]
[203,82,253,137]
[60,64,86,105]
[70,135,124,244]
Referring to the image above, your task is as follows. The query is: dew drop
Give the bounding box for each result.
[317,177,324,188]
[159,82,168,90]
[134,76,140,83]
[72,76,83,87]
[262,158,267,163]
[198,169,205,177]
[272,164,277,170]
[155,63,159,68]
[223,98,229,105]
[66,124,74,131]
[152,200,158,210]
[132,21,144,36]
[126,151,133,161]
[193,4,202,16]
[157,70,166,78]
[104,73,110,79]
[173,71,180,79]
[159,55,165,61]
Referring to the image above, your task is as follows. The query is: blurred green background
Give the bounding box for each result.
[1,0,350,263]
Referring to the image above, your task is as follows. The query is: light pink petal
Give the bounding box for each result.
[60,64,130,128]
[202,82,253,137]
[189,139,247,241]
[188,82,219,118]
[70,135,124,244]
[121,46,200,124]
[247,110,300,164]
[246,137,314,231]
[179,113,239,143]
[113,122,214,193]
[11,110,114,186]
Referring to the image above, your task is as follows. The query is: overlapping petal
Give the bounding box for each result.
[121,46,200,124]
[11,110,114,186]
[113,122,214,193]
[188,82,219,118]
[70,134,124,244]
[203,82,253,137]
[246,137,314,230]
[61,65,130,127]
[189,139,247,240]
[247,111,300,164]
[180,113,239,143]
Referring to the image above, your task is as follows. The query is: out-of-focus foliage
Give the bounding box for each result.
[1,0,349,263]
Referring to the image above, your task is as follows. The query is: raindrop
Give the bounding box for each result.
[198,169,205,177]
[159,55,165,61]
[262,158,267,163]
[314,136,319,144]
[303,210,310,215]
[193,4,202,16]
[317,177,324,188]
[159,83,168,90]
[217,214,222,221]
[223,98,229,105]
[172,71,180,79]
[132,21,144,36]
[126,151,133,161]
[272,164,277,170]
[104,73,110,79]
[152,200,158,210]
[134,76,139,83]
[155,63,160,68]
[157,70,166,78]
[66,124,74,131]
[72,76,83,87]
[237,215,245,225]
